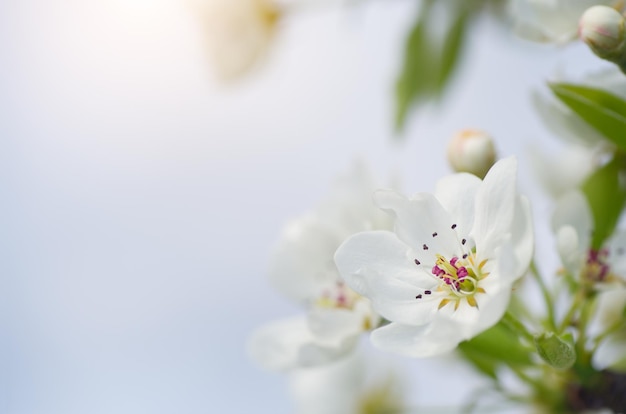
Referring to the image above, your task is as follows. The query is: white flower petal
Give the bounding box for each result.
[528,144,598,197]
[247,316,356,371]
[374,189,462,262]
[472,157,517,256]
[247,316,316,371]
[308,307,364,347]
[289,349,405,414]
[269,214,342,303]
[531,92,605,148]
[435,172,481,240]
[509,0,614,44]
[552,191,593,250]
[334,230,432,296]
[289,352,365,414]
[366,275,441,326]
[510,195,535,278]
[370,320,464,358]
[592,331,626,371]
[298,337,359,368]
[468,273,513,336]
[557,226,584,277]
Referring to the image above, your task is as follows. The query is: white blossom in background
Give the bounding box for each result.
[529,67,626,196]
[533,67,626,149]
[589,289,626,371]
[528,144,596,198]
[508,0,620,43]
[335,157,534,358]
[289,351,406,414]
[248,163,393,370]
[552,191,626,286]
[189,0,280,81]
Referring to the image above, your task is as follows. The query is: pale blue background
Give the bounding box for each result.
[0,0,602,413]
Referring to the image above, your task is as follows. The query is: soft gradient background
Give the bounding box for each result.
[0,0,603,413]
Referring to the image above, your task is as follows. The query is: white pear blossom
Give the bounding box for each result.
[288,351,406,414]
[189,0,280,81]
[248,163,392,370]
[334,157,534,358]
[508,0,620,44]
[552,190,626,286]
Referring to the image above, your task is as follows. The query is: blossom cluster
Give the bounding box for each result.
[208,0,626,412]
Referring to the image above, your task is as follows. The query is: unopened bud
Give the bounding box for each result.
[534,332,576,369]
[446,129,496,179]
[579,5,626,60]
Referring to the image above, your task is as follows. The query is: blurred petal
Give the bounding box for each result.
[247,316,355,371]
[370,320,464,358]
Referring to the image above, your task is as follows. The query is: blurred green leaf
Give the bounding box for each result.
[458,322,532,379]
[549,83,626,150]
[394,0,436,131]
[581,156,626,249]
[437,8,470,92]
[394,1,475,133]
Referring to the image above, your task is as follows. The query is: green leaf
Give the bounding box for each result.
[581,156,626,249]
[394,0,436,131]
[436,8,470,92]
[457,322,532,379]
[549,83,626,150]
[394,1,474,133]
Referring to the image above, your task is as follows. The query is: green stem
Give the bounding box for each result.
[558,288,586,333]
[529,261,557,332]
[575,294,596,366]
[502,311,535,343]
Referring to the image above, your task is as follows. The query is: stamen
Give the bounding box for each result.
[414,259,421,265]
[451,224,457,229]
[424,290,431,295]
[432,232,438,237]
[423,244,429,250]
[462,238,466,245]
[415,294,422,299]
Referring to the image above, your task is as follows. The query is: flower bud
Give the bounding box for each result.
[579,5,626,59]
[534,332,576,369]
[446,129,496,179]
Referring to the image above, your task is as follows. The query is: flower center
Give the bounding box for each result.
[315,281,359,310]
[315,282,377,330]
[414,222,489,311]
[584,248,611,282]
[431,253,488,309]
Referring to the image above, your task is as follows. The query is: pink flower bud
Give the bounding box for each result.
[579,5,625,58]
